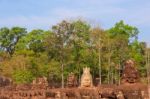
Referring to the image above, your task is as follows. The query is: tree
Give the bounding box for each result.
[70,20,91,82]
[0,27,27,56]
[90,27,106,84]
[108,20,139,84]
[0,19,148,86]
[15,29,49,54]
[45,20,74,88]
[12,69,34,84]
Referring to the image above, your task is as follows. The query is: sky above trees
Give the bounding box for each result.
[0,0,150,46]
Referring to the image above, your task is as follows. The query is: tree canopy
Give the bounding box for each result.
[0,19,149,85]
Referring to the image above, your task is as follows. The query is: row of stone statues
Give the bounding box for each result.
[0,59,148,99]
[67,67,93,88]
[67,59,140,88]
[0,59,140,88]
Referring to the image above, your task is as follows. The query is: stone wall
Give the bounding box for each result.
[0,85,148,99]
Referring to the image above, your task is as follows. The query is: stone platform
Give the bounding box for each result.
[0,84,148,99]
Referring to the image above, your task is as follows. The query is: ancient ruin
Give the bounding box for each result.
[0,60,149,99]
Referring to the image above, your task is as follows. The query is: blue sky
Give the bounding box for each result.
[0,0,150,46]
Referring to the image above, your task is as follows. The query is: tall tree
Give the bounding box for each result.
[46,20,73,88]
[108,20,139,84]
[71,20,91,82]
[90,27,106,84]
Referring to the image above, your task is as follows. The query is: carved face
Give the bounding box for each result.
[127,77,136,83]
[68,74,75,84]
[81,67,93,87]
[82,76,91,87]
[126,59,134,67]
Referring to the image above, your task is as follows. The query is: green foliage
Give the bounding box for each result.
[108,20,139,42]
[0,27,27,55]
[12,69,34,84]
[15,29,49,53]
[0,19,148,84]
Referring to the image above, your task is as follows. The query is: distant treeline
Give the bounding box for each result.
[0,19,149,86]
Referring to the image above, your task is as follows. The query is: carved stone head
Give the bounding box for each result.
[80,67,93,88]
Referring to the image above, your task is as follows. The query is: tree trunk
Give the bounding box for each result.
[111,65,114,84]
[99,44,102,85]
[118,59,121,85]
[146,49,149,85]
[108,56,111,84]
[147,49,150,98]
[61,63,64,88]
[107,39,111,84]
[78,62,81,85]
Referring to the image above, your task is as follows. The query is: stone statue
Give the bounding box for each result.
[80,67,93,88]
[67,72,77,87]
[0,76,12,87]
[32,76,48,85]
[121,59,140,84]
[32,76,48,89]
[116,91,125,99]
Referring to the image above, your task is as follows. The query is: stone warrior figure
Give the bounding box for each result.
[32,76,48,89]
[80,67,93,88]
[67,72,78,88]
[121,59,140,84]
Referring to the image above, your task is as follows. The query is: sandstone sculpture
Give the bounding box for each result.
[32,76,48,89]
[0,64,149,99]
[55,91,61,99]
[116,90,125,99]
[67,72,77,88]
[121,59,140,84]
[80,67,93,88]
[0,76,12,87]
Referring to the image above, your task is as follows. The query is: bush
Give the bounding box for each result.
[12,69,34,84]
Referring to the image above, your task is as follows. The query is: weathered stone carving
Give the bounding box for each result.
[79,88,99,99]
[55,91,61,99]
[0,66,149,99]
[80,67,93,88]
[100,88,116,99]
[16,84,31,91]
[32,76,48,89]
[67,72,77,88]
[116,90,125,99]
[0,76,12,87]
[121,59,140,84]
[32,76,48,85]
